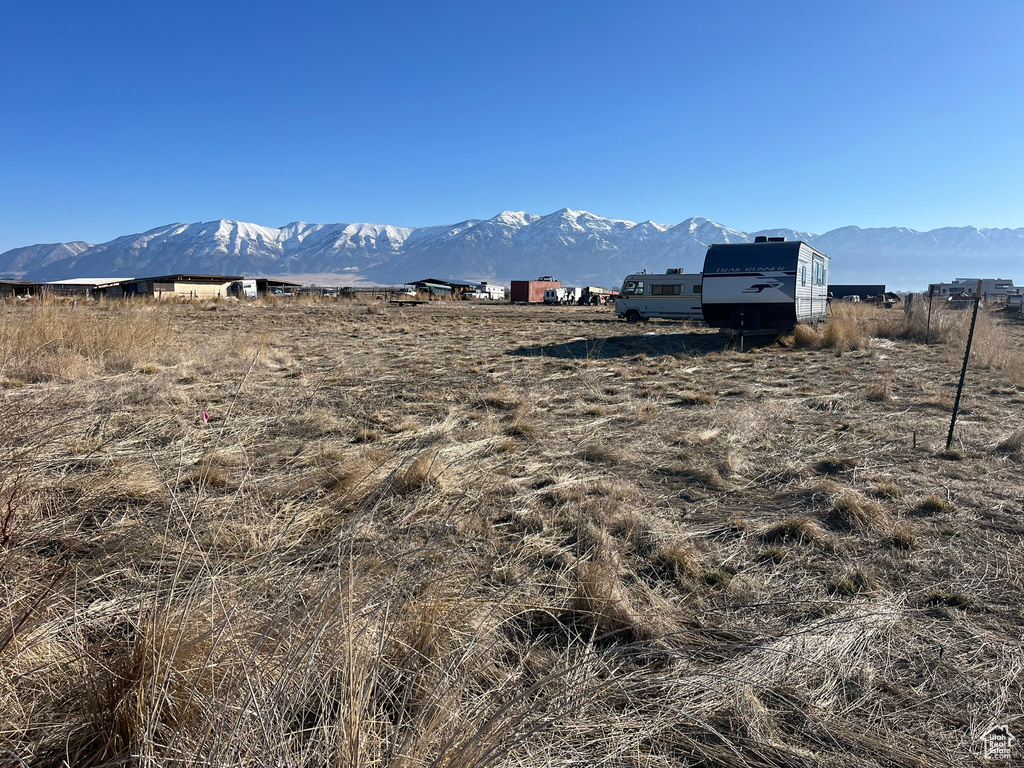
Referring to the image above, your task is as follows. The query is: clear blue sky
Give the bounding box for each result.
[2,0,1022,252]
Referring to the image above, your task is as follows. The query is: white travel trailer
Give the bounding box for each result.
[614,269,703,322]
[229,279,257,299]
[544,286,582,305]
[700,237,829,335]
[478,283,507,300]
[465,283,506,300]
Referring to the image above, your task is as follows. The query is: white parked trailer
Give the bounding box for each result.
[544,287,582,305]
[700,237,829,333]
[613,269,703,322]
[229,279,257,299]
[466,283,506,300]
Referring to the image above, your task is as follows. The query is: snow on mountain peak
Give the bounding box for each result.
[490,210,541,228]
[3,210,1023,291]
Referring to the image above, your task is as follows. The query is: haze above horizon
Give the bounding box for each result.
[2,0,1022,254]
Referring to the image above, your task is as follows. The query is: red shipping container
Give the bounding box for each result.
[510,279,561,303]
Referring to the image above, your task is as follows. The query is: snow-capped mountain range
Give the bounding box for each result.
[2,209,1022,291]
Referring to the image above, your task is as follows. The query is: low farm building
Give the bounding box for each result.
[122,274,244,299]
[0,279,42,298]
[45,278,131,298]
[407,278,456,297]
[406,278,492,298]
[255,278,303,296]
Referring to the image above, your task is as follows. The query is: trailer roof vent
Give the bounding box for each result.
[754,235,768,243]
[767,236,787,243]
[666,268,683,274]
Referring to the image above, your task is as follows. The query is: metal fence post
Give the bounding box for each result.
[925,285,935,344]
[946,280,983,450]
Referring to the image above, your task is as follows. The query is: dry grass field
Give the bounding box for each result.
[1,296,1023,767]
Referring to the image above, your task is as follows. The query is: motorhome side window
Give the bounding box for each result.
[651,284,681,296]
[623,280,644,295]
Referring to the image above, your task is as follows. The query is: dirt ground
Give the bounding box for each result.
[2,298,1023,766]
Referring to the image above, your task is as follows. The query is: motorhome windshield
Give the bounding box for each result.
[622,280,644,295]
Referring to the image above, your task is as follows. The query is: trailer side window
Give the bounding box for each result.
[651,284,681,295]
[801,266,807,286]
[693,284,701,294]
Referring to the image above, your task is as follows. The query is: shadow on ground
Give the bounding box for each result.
[507,331,729,360]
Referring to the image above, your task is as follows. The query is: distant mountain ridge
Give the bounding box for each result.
[2,209,1022,291]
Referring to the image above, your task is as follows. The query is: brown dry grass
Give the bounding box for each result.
[995,428,1024,457]
[1,299,1022,766]
[792,300,1024,386]
[792,302,876,351]
[0,297,172,382]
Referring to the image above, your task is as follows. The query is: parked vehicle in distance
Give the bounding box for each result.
[544,286,582,305]
[579,286,613,305]
[613,269,703,322]
[464,283,506,300]
[863,294,898,309]
[229,279,257,299]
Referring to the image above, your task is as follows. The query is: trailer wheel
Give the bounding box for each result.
[625,309,642,323]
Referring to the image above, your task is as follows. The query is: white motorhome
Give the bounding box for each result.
[613,269,703,322]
